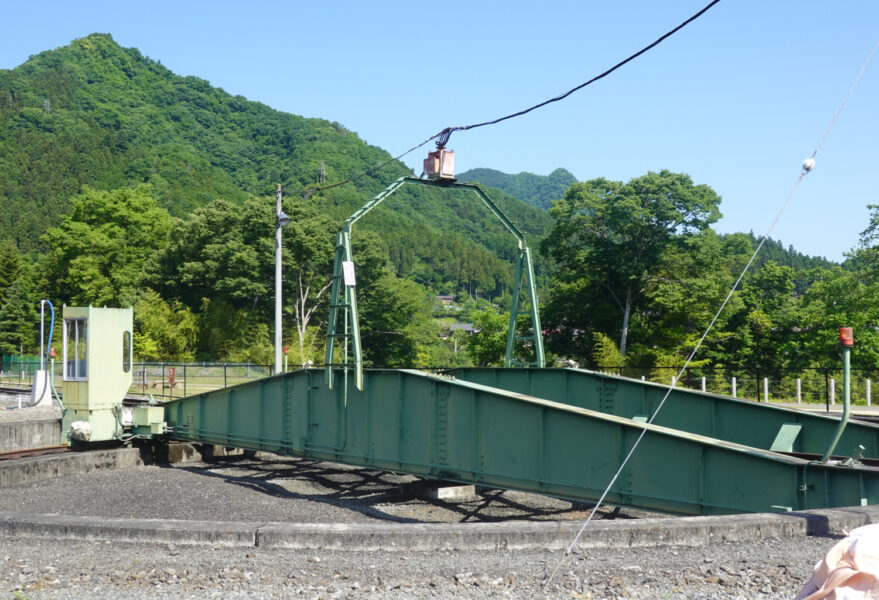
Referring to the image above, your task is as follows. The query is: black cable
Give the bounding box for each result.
[301,0,721,198]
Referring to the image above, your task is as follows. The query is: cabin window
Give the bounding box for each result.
[122,331,131,373]
[64,318,88,381]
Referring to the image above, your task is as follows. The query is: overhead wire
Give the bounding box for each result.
[543,36,879,590]
[299,0,722,198]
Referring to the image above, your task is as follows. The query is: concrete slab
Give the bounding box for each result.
[0,419,60,452]
[0,447,148,487]
[156,442,205,464]
[399,481,476,500]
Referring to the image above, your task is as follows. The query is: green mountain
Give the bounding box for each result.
[457,167,578,210]
[0,34,550,297]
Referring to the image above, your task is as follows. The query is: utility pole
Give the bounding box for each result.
[274,183,287,374]
[319,161,326,183]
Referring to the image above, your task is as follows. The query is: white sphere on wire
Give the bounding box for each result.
[803,158,816,172]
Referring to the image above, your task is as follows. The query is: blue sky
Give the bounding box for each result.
[2,1,878,261]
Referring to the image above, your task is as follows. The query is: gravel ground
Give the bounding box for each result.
[1,455,662,523]
[0,454,838,598]
[0,390,61,423]
[0,533,831,599]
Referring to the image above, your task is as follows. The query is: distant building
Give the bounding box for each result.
[436,295,456,305]
[445,323,477,337]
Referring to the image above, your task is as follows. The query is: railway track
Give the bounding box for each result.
[0,445,69,461]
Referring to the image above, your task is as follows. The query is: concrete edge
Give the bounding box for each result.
[2,506,878,551]
[0,447,149,487]
[0,512,260,547]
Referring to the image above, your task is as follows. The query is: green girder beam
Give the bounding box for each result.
[325,177,544,390]
[164,367,879,515]
[450,367,879,458]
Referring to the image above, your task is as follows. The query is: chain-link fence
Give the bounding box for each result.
[596,365,879,406]
[0,357,275,399]
[3,355,874,406]
[0,355,55,387]
[130,362,273,399]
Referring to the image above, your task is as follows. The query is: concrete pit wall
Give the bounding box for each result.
[0,419,60,452]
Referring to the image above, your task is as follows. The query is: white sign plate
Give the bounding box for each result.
[342,261,356,286]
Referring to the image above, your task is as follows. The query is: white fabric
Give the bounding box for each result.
[796,523,879,600]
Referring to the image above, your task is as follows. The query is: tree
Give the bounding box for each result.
[41,185,173,307]
[359,275,432,367]
[466,308,508,367]
[283,204,337,364]
[0,238,22,301]
[542,170,722,360]
[133,289,198,361]
[153,197,273,314]
[0,263,40,355]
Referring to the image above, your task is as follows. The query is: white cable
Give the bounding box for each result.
[545,38,879,589]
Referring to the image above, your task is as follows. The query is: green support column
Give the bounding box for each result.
[506,247,544,367]
[325,228,362,391]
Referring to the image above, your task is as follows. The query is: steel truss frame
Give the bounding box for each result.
[325,176,544,390]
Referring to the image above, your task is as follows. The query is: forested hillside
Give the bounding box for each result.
[0,33,550,295]
[457,167,577,210]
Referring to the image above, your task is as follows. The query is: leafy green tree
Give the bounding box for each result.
[359,272,433,367]
[133,289,198,361]
[542,170,722,360]
[0,264,40,355]
[197,298,273,364]
[153,197,272,314]
[41,185,173,307]
[592,332,623,371]
[0,238,22,301]
[466,309,508,367]
[284,204,337,364]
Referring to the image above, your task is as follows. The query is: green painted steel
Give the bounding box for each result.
[449,368,879,460]
[822,344,852,462]
[325,228,363,390]
[165,368,879,515]
[325,177,544,390]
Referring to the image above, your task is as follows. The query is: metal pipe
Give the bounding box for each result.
[40,300,45,370]
[822,334,852,463]
[274,183,283,375]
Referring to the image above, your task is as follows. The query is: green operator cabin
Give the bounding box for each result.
[60,306,165,444]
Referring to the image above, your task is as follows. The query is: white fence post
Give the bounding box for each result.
[671,376,676,387]
[796,378,802,404]
[830,378,836,407]
[731,376,737,398]
[763,377,769,403]
[701,377,706,392]
[868,379,872,407]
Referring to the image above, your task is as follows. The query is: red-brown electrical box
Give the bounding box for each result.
[424,149,455,180]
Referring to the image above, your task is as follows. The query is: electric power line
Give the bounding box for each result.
[299,0,722,198]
